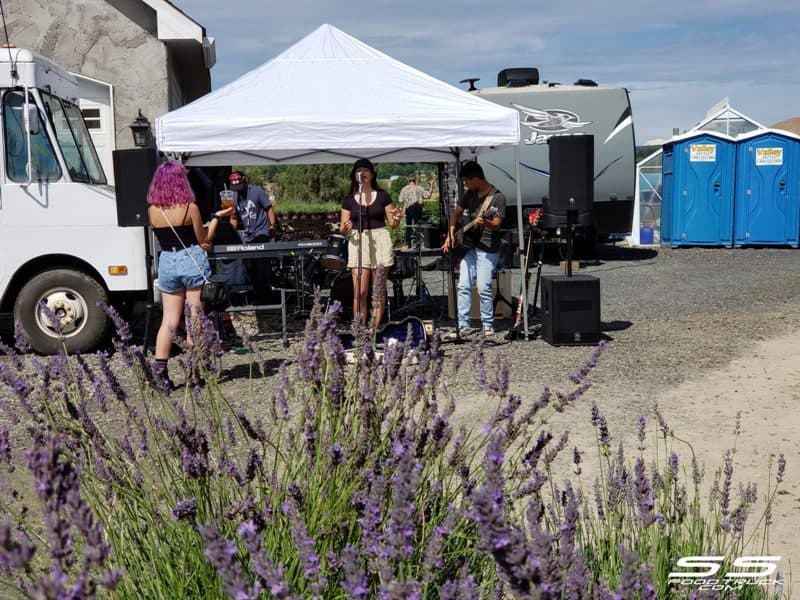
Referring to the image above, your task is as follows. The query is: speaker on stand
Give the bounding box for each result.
[543,134,594,231]
[541,136,601,345]
[113,148,160,351]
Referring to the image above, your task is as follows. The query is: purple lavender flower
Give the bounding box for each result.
[330,441,344,466]
[0,427,10,464]
[636,415,646,450]
[285,503,327,595]
[171,498,198,522]
[23,431,118,596]
[572,446,582,476]
[385,453,421,561]
[238,520,293,598]
[199,523,260,600]
[0,521,36,569]
[720,449,733,518]
[668,452,679,482]
[776,453,786,483]
[339,544,369,599]
[634,458,658,526]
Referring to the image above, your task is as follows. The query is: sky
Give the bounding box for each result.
[172,0,800,146]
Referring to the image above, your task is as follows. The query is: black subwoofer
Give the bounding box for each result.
[544,135,594,229]
[541,274,601,346]
[113,148,159,227]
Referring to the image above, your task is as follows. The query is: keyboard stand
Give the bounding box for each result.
[223,289,289,348]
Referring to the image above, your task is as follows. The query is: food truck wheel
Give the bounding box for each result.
[14,269,110,354]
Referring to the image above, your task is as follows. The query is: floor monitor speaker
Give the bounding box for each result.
[547,135,594,213]
[113,148,159,227]
[541,274,600,345]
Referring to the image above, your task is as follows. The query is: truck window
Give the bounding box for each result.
[3,90,62,182]
[40,91,107,185]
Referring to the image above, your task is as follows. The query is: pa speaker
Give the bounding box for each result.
[547,135,594,213]
[113,148,158,227]
[541,274,600,346]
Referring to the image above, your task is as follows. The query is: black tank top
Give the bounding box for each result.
[153,224,199,250]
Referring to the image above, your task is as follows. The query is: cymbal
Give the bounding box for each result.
[406,223,438,229]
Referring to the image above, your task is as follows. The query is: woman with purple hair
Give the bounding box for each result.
[147,161,233,389]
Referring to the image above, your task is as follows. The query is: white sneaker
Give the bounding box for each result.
[483,326,498,340]
[459,326,479,339]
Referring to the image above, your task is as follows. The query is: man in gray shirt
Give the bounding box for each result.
[398,174,433,247]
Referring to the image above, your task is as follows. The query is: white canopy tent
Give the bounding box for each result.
[156,24,533,335]
[155,24,519,165]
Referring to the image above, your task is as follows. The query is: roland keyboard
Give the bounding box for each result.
[209,238,326,259]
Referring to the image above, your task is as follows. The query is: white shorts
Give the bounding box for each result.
[347,228,394,269]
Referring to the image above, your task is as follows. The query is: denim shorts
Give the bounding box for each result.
[157,244,212,293]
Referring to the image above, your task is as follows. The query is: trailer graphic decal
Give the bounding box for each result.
[511,103,591,144]
[487,154,625,184]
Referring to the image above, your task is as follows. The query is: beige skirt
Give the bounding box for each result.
[347,228,394,269]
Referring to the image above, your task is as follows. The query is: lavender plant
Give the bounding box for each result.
[0,295,788,599]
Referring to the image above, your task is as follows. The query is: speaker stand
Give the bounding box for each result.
[565,208,579,277]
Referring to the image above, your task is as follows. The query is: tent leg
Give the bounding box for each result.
[512,146,530,338]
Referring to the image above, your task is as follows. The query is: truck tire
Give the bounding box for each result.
[14,269,110,355]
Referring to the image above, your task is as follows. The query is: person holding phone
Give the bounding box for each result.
[340,158,403,329]
[148,161,233,389]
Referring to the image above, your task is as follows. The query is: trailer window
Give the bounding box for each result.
[3,90,62,182]
[41,91,106,184]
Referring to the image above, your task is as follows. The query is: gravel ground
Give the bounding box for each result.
[216,243,800,408]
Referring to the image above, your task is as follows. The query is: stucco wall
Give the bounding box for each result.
[6,0,170,150]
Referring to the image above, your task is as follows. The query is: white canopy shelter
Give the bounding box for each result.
[156,24,533,336]
[155,24,519,165]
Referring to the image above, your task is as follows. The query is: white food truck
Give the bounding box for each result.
[0,47,148,354]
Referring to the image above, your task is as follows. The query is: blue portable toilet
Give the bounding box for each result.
[661,131,736,247]
[733,129,800,247]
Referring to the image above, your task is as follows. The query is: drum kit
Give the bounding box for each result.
[270,221,441,320]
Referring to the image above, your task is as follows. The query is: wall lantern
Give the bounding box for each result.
[129,110,152,147]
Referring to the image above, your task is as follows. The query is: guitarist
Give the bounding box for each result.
[442,161,506,338]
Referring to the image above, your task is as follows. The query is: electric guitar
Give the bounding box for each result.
[509,209,543,336]
[453,206,499,247]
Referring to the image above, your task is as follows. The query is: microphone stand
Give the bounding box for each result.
[355,177,365,327]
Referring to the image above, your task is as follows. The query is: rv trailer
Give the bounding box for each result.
[468,68,636,240]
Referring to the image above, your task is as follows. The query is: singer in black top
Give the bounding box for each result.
[340,158,403,328]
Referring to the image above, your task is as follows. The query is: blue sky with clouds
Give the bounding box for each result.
[173,0,800,145]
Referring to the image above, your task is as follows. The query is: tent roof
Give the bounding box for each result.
[155,24,520,166]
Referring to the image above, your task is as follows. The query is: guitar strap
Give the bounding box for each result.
[466,187,495,240]
[477,187,496,218]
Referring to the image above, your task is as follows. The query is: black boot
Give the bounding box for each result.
[154,358,177,392]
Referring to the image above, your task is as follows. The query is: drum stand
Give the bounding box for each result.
[392,224,439,319]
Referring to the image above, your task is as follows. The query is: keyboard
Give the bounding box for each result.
[209,238,327,259]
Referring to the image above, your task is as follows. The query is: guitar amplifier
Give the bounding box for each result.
[541,275,601,346]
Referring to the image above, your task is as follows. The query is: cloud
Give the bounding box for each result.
[174,0,800,144]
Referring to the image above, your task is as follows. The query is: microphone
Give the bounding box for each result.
[355,171,362,184]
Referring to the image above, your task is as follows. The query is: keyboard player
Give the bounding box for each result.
[227,171,278,316]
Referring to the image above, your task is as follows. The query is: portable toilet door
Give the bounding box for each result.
[660,131,736,247]
[734,129,800,247]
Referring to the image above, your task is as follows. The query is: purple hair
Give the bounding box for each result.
[147,161,195,207]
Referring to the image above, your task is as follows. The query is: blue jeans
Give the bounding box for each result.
[157,245,211,293]
[457,248,500,329]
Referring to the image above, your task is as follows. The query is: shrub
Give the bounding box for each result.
[0,300,788,599]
